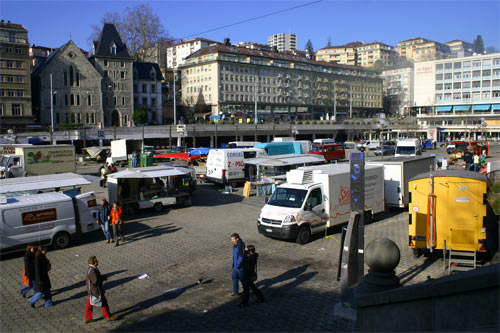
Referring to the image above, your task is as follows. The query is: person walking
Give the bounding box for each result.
[20,245,36,298]
[132,151,138,168]
[473,152,480,172]
[239,244,264,307]
[85,256,117,323]
[110,202,124,247]
[230,233,246,297]
[28,247,53,308]
[99,164,106,188]
[463,149,473,171]
[97,198,112,243]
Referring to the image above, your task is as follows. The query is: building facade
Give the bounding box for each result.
[133,62,164,124]
[32,40,103,127]
[180,44,383,122]
[89,23,134,127]
[356,42,396,67]
[413,53,500,140]
[445,40,474,58]
[396,38,451,62]
[381,64,414,116]
[0,21,33,127]
[166,38,218,69]
[396,38,429,61]
[315,42,362,66]
[268,33,297,53]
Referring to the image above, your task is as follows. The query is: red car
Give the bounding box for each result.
[309,143,345,162]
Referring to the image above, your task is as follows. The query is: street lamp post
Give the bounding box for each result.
[173,68,177,125]
[50,73,54,144]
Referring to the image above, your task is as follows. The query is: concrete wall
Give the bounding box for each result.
[355,264,499,331]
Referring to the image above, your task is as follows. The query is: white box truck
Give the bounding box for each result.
[106,139,143,167]
[395,139,422,157]
[258,164,384,244]
[366,156,435,208]
[206,148,266,184]
[0,145,76,178]
[0,191,99,254]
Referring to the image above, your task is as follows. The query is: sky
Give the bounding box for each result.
[2,0,499,52]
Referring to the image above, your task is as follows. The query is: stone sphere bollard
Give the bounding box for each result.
[362,238,401,292]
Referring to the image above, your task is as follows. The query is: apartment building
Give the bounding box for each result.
[180,44,383,122]
[268,33,297,53]
[445,40,474,58]
[380,64,414,115]
[413,53,500,140]
[0,20,33,127]
[29,45,55,71]
[396,37,451,62]
[133,62,164,124]
[166,38,219,69]
[396,38,429,61]
[315,42,363,66]
[357,42,396,67]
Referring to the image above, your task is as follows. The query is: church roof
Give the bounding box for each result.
[92,23,131,59]
[133,62,164,81]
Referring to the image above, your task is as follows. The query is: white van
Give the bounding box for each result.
[206,148,266,184]
[395,139,422,157]
[313,138,336,145]
[0,192,99,254]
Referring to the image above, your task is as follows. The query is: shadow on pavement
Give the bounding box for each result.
[122,223,182,245]
[398,253,441,285]
[190,184,244,207]
[109,266,331,332]
[54,274,137,305]
[52,269,127,297]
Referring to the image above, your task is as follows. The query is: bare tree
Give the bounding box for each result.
[88,4,174,61]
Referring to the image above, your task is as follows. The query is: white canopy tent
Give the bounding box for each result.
[0,173,100,194]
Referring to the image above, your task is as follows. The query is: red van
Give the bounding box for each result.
[309,143,345,162]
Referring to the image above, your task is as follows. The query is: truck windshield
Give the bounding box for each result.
[396,146,416,155]
[267,187,307,208]
[0,156,9,167]
[310,145,322,152]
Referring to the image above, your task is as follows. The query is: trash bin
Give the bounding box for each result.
[140,152,154,167]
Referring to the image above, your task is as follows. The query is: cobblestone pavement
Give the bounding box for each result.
[2,143,498,332]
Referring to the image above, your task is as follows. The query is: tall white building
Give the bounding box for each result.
[413,53,500,140]
[268,33,297,53]
[381,64,414,115]
[166,38,219,69]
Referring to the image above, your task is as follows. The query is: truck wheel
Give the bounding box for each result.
[412,248,421,259]
[53,232,71,249]
[296,226,311,244]
[153,202,163,212]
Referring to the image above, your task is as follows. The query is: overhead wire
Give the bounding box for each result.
[179,0,323,40]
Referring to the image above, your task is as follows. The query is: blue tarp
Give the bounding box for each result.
[188,148,211,157]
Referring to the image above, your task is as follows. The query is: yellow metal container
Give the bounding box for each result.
[408,170,487,252]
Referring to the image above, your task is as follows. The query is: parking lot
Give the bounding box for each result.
[1,144,498,332]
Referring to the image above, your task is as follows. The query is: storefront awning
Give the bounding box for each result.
[453,105,470,112]
[492,104,500,111]
[472,104,491,111]
[436,106,452,112]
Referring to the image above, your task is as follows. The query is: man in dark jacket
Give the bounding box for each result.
[97,198,112,243]
[240,245,264,307]
[463,149,473,171]
[28,247,53,307]
[230,233,246,297]
[85,256,117,323]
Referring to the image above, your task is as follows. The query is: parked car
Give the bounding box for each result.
[374,142,396,156]
[356,140,380,152]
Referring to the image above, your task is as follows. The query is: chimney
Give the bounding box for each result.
[224,38,231,46]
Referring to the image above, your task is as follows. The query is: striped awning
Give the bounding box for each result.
[472,104,491,111]
[492,104,500,111]
[436,105,452,112]
[453,105,470,111]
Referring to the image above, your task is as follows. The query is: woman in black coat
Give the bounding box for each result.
[28,247,53,307]
[240,245,264,307]
[20,245,36,297]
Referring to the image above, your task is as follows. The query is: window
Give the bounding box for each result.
[122,96,125,106]
[76,94,80,106]
[86,113,90,124]
[17,76,23,83]
[6,61,13,68]
[53,93,57,105]
[65,94,68,105]
[56,113,60,123]
[0,104,5,116]
[69,66,74,86]
[111,43,117,55]
[104,60,108,67]
[151,97,156,106]
[121,61,125,68]
[70,94,75,105]
[113,97,117,106]
[71,113,76,123]
[64,72,68,86]
[151,84,156,92]
[6,46,13,53]
[9,33,15,42]
[7,75,14,82]
[306,188,323,208]
[17,90,23,97]
[8,90,15,97]
[121,71,125,79]
[16,61,22,68]
[12,104,22,116]
[76,72,80,86]
[142,85,147,93]
[15,47,21,54]
[88,95,92,106]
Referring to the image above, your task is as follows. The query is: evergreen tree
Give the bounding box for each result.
[305,39,314,53]
[473,35,485,54]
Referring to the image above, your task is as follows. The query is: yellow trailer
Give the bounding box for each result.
[408,170,487,255]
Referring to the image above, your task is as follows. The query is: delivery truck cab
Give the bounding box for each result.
[0,191,99,254]
[258,164,384,244]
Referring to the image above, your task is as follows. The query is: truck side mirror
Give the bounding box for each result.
[305,202,312,211]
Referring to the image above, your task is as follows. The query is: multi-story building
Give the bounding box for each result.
[413,41,450,62]
[89,23,134,127]
[166,38,219,69]
[31,40,103,128]
[268,33,297,53]
[235,41,272,51]
[180,44,383,122]
[446,40,474,58]
[0,20,33,127]
[29,45,55,71]
[413,53,500,140]
[356,42,396,67]
[315,42,363,66]
[396,37,429,61]
[380,64,414,115]
[133,62,164,124]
